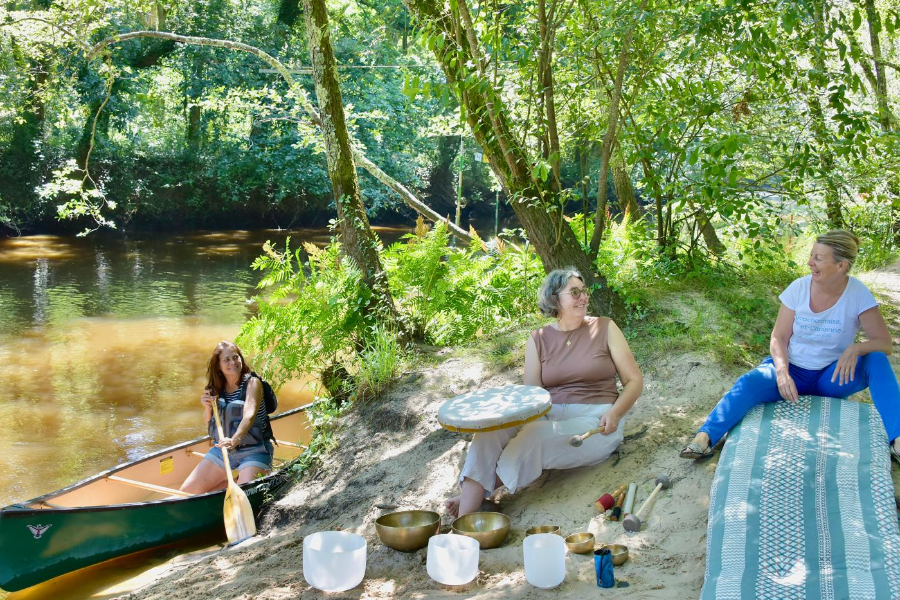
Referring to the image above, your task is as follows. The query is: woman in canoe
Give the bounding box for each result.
[181,341,274,493]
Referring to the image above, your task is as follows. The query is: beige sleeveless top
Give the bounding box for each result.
[530,316,618,404]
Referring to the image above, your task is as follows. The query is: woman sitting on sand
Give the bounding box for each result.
[181,341,274,493]
[681,230,900,460]
[446,268,643,517]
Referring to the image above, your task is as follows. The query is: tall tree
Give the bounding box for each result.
[300,0,400,324]
[405,0,625,318]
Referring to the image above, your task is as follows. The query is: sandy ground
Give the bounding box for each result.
[119,263,900,600]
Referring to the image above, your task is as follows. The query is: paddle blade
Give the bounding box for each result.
[223,481,256,544]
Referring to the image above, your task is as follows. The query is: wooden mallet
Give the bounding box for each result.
[622,475,671,532]
[594,484,628,512]
[569,424,605,447]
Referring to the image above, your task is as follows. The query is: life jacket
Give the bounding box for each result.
[209,374,275,448]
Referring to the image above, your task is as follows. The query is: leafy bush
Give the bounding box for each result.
[238,219,545,399]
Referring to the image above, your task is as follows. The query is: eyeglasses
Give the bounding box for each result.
[556,287,588,300]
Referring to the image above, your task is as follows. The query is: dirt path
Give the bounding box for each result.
[119,262,900,600]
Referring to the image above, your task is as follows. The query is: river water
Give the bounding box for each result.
[0,226,410,509]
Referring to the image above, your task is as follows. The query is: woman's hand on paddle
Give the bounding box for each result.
[832,344,861,386]
[200,389,215,407]
[776,370,799,402]
[599,410,621,435]
[216,437,240,450]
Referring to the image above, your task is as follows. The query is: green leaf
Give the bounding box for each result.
[852,9,861,30]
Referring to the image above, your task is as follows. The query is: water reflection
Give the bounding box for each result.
[0,226,412,509]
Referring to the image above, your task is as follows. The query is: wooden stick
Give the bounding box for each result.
[108,475,193,498]
[634,482,666,520]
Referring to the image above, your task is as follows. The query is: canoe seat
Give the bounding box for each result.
[107,475,193,498]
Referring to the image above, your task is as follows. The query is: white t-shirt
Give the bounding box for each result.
[778,275,878,370]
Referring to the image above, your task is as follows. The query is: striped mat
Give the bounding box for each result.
[701,396,900,600]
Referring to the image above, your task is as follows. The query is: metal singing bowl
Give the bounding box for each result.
[596,543,629,566]
[451,512,511,550]
[525,525,561,537]
[375,510,441,552]
[564,532,595,554]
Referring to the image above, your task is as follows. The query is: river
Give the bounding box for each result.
[0,226,410,598]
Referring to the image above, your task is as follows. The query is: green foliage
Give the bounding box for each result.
[384,223,544,345]
[238,237,371,389]
[356,324,403,400]
[239,221,544,401]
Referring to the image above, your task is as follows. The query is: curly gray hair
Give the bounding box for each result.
[537,267,584,318]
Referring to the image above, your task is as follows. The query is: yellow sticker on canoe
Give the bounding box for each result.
[160,456,174,475]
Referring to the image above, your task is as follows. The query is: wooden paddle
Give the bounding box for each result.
[211,400,257,544]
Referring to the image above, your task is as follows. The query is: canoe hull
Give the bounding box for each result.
[0,404,311,592]
[0,470,288,591]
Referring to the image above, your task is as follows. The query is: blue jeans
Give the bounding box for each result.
[699,353,900,446]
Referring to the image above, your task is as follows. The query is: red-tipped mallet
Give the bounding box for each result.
[622,475,671,532]
[609,493,627,521]
[594,484,628,512]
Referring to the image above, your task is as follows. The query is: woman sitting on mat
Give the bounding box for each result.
[681,230,900,460]
[445,267,643,517]
[181,341,274,493]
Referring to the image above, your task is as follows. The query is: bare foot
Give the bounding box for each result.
[444,495,461,518]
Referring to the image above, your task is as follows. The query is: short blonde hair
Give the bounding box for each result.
[816,230,860,271]
[537,268,584,318]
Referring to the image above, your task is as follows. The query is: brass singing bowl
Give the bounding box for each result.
[564,532,595,554]
[451,512,511,549]
[596,543,629,566]
[375,510,441,552]
[525,525,561,537]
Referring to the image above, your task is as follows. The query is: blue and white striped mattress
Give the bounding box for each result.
[701,396,900,600]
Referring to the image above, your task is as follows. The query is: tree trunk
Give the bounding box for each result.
[808,0,844,228]
[863,0,894,130]
[612,151,642,220]
[186,53,204,152]
[694,205,724,256]
[301,0,400,325]
[404,0,625,319]
[586,0,648,256]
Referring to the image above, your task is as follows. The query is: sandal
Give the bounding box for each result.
[679,440,715,460]
[890,444,900,466]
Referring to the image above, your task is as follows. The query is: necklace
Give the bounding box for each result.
[558,321,579,346]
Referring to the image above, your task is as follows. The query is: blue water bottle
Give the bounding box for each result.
[594,547,615,588]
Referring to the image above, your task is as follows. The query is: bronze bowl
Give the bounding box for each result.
[564,532,595,554]
[525,525,561,537]
[451,512,511,549]
[596,543,629,566]
[375,510,441,552]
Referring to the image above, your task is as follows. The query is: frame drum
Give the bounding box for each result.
[438,385,551,433]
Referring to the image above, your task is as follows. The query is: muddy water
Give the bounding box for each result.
[0,227,410,508]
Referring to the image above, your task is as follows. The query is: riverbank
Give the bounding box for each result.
[116,261,900,600]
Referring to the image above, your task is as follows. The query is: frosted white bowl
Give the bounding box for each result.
[426,533,479,586]
[303,531,367,592]
[523,532,565,589]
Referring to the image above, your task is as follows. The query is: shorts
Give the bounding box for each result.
[203,440,274,472]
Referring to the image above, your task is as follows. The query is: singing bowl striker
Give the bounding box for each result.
[525,525,561,537]
[564,532,595,554]
[596,543,629,566]
[451,512,511,549]
[375,510,441,552]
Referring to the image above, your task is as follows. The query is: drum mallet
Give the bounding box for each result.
[621,482,637,516]
[609,492,627,521]
[594,484,628,512]
[623,475,671,532]
[569,425,605,447]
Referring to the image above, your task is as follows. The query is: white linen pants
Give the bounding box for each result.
[458,402,623,494]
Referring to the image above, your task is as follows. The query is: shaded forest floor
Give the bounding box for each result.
[119,261,900,600]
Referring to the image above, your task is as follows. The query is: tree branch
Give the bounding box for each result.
[82,30,472,242]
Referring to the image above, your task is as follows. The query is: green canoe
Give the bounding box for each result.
[0,404,313,592]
